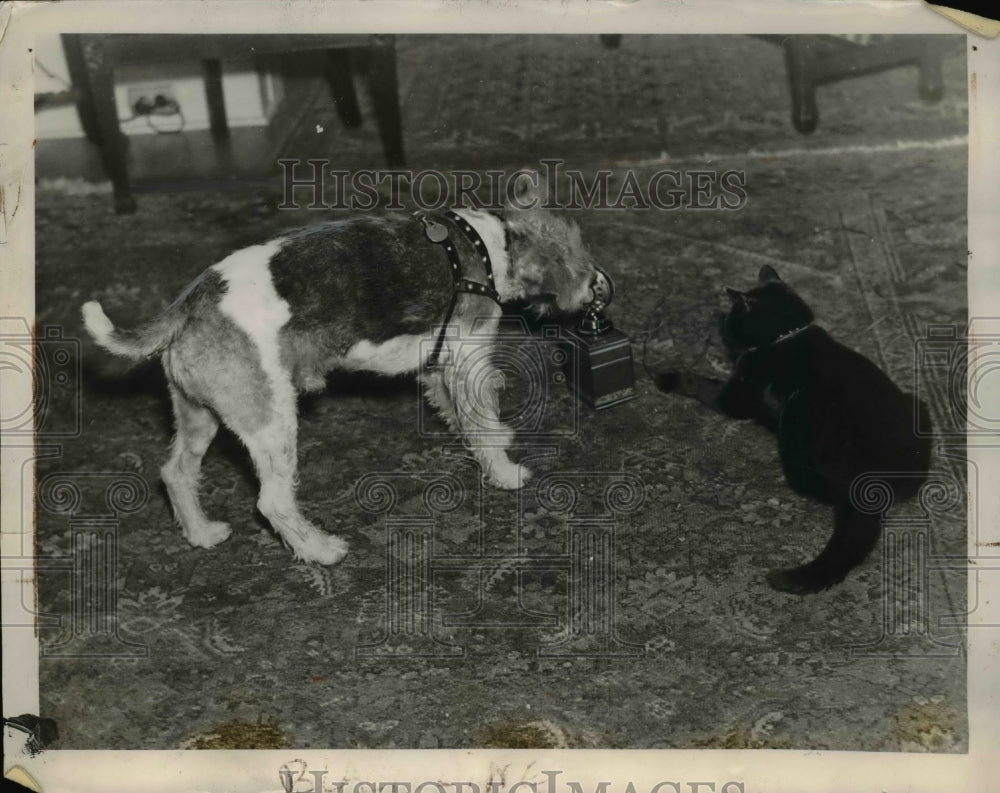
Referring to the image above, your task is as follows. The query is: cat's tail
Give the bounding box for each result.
[82,300,185,361]
[766,500,882,595]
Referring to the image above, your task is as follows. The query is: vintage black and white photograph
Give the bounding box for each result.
[3,1,993,786]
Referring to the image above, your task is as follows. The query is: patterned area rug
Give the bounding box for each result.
[32,35,968,751]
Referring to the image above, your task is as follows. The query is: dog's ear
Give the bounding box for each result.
[758,265,781,283]
[725,287,745,303]
[506,170,548,210]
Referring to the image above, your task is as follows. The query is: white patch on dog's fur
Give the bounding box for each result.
[454,209,513,301]
[212,241,292,398]
[344,335,427,374]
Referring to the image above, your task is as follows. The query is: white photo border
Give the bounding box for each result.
[2,1,996,791]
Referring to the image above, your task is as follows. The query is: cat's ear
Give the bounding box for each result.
[758,265,781,283]
[725,287,745,303]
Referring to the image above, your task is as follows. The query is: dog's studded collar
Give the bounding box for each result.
[417,210,504,368]
[418,210,502,302]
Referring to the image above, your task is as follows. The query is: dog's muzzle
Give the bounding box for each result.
[589,266,615,306]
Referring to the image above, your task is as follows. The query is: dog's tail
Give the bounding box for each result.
[82,300,186,361]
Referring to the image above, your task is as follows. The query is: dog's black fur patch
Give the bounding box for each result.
[268,214,498,389]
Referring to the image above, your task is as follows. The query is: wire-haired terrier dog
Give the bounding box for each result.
[82,175,611,565]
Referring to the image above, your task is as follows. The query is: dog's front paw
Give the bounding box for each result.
[487,461,532,490]
[295,533,349,566]
[187,521,233,549]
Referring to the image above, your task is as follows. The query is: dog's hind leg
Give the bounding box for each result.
[241,417,349,566]
[161,385,231,548]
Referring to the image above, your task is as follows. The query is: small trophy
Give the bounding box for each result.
[564,267,636,409]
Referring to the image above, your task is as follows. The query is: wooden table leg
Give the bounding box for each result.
[78,35,137,214]
[782,38,819,135]
[326,49,362,129]
[202,58,230,141]
[61,34,102,146]
[366,35,405,168]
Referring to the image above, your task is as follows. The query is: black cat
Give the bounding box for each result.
[655,265,932,594]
